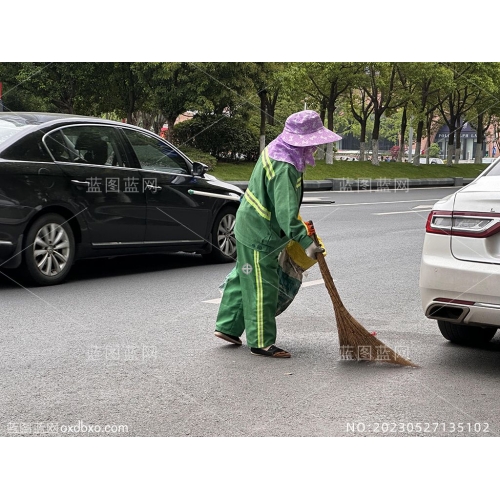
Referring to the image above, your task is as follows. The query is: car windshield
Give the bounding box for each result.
[484,159,500,176]
[0,117,35,146]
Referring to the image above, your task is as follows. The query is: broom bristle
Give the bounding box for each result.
[316,252,417,368]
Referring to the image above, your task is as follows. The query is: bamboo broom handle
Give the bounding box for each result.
[309,223,345,311]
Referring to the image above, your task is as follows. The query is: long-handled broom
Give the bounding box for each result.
[309,222,417,367]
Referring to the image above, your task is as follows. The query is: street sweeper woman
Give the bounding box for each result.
[213,110,341,358]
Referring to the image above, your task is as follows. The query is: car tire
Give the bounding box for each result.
[203,205,237,264]
[23,213,76,286]
[438,320,497,346]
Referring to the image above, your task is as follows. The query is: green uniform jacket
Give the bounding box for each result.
[235,147,314,253]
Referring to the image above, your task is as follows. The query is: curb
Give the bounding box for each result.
[228,177,475,192]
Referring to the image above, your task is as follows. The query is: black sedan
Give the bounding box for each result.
[0,112,242,285]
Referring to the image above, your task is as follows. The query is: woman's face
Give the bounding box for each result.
[303,146,318,166]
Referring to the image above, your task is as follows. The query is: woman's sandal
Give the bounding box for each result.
[250,345,291,358]
[214,331,242,345]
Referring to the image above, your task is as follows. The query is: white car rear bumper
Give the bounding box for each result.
[419,233,500,327]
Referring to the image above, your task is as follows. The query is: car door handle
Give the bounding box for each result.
[145,184,162,192]
[71,180,90,187]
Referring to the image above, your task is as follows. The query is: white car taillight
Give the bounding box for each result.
[426,210,500,238]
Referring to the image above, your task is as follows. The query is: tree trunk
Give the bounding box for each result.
[455,128,461,165]
[359,142,367,161]
[398,108,407,162]
[153,113,167,136]
[414,120,424,166]
[447,143,455,165]
[444,119,455,166]
[165,116,176,143]
[258,90,267,154]
[475,113,484,164]
[327,104,335,132]
[359,123,367,161]
[397,143,404,162]
[413,140,421,166]
[474,143,483,164]
[325,143,334,164]
[371,113,381,166]
[371,139,379,165]
[266,90,278,126]
[127,86,136,124]
[320,97,327,123]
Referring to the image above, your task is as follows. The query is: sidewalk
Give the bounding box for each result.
[229,177,475,192]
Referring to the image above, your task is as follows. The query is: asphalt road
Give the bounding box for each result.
[1,186,499,437]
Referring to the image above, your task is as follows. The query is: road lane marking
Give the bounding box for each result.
[204,298,222,304]
[328,198,439,207]
[302,197,335,205]
[374,209,432,215]
[310,187,460,194]
[300,279,324,288]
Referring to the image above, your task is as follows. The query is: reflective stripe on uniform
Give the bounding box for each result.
[244,189,271,221]
[295,177,302,189]
[254,249,264,347]
[262,148,275,180]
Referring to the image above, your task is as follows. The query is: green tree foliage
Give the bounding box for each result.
[428,143,440,157]
[135,62,199,138]
[173,114,259,162]
[0,62,49,112]
[4,63,112,115]
[1,62,500,166]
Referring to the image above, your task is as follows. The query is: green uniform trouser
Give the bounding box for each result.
[215,240,281,348]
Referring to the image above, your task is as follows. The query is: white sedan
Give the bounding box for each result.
[419,160,500,345]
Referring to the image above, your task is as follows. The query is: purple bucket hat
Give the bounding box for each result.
[280,110,342,146]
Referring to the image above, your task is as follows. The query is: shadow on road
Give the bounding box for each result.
[424,338,500,375]
[0,252,218,289]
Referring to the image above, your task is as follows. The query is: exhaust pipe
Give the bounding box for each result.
[426,303,469,323]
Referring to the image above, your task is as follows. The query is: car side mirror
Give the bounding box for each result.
[192,162,209,177]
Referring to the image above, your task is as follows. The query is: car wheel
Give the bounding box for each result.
[203,205,237,264]
[437,320,497,346]
[23,214,76,286]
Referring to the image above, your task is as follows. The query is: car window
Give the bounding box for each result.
[44,130,80,162]
[484,160,500,176]
[45,125,126,167]
[1,132,52,162]
[122,128,189,175]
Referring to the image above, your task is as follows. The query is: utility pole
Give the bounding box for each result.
[0,82,3,112]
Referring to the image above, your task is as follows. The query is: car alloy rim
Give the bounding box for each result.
[217,213,236,256]
[33,223,71,276]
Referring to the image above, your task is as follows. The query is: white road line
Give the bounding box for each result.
[302,205,332,208]
[330,198,439,207]
[308,187,459,195]
[374,209,432,215]
[203,298,222,304]
[202,279,325,304]
[300,279,324,288]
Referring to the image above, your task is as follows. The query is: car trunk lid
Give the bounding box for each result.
[451,176,500,264]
